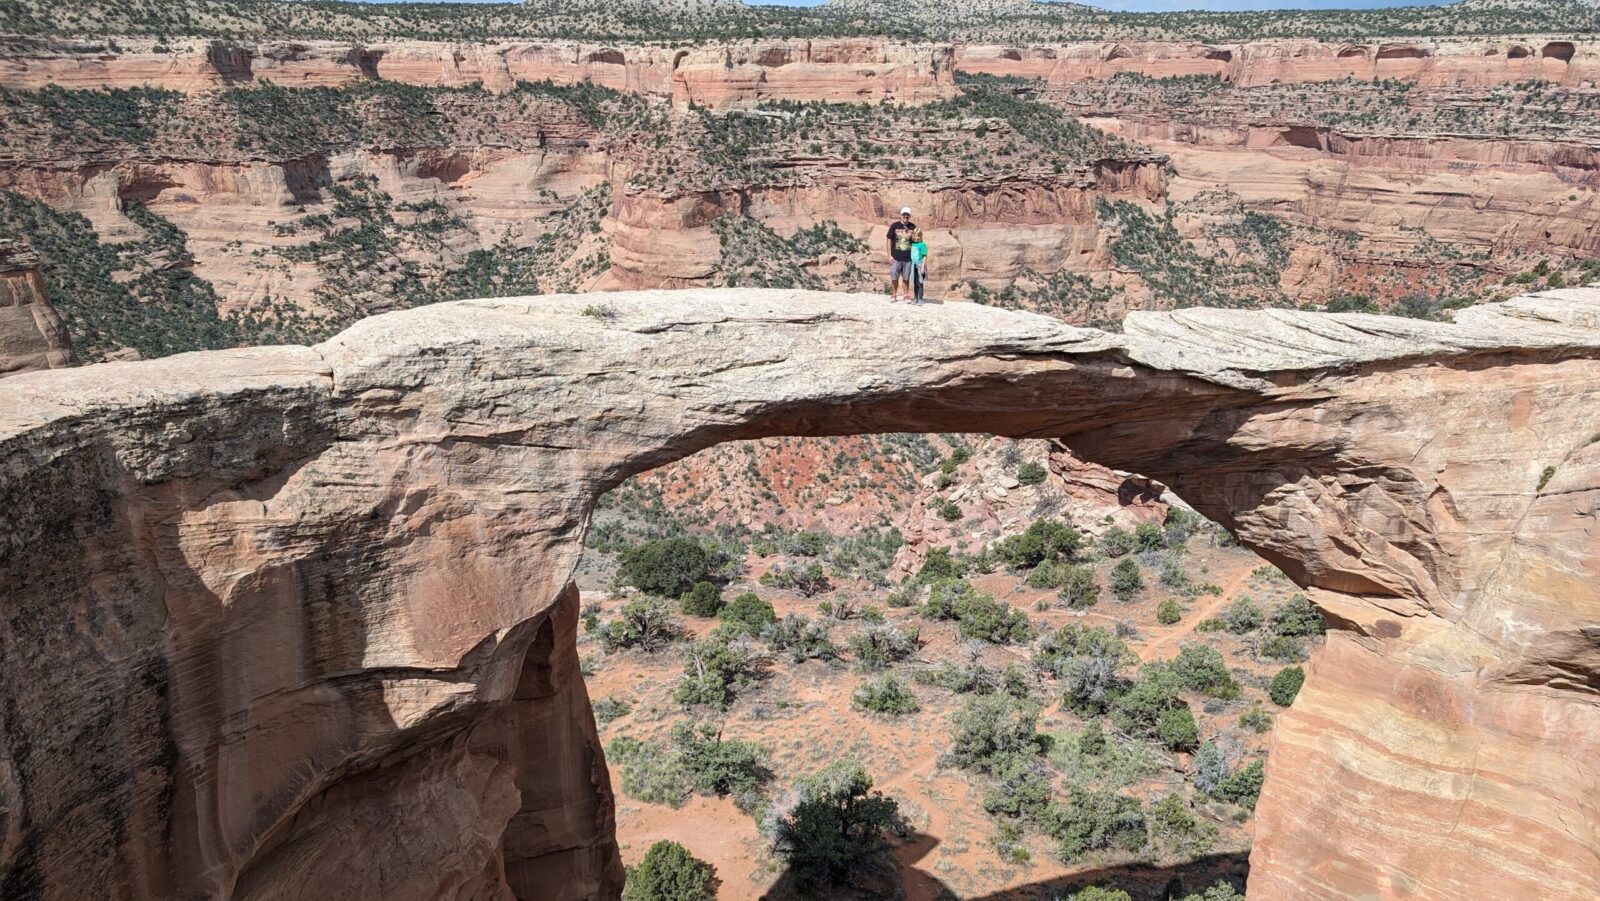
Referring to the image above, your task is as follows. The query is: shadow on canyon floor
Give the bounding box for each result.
[758,831,1249,901]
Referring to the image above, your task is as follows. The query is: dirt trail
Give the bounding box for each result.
[1140,564,1256,661]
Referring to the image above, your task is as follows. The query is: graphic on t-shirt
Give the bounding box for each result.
[888,221,916,261]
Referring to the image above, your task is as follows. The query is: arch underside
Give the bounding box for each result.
[1,289,1597,900]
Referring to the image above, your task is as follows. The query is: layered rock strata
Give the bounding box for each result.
[1,289,1598,900]
[0,239,74,376]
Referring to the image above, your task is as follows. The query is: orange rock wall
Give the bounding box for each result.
[0,240,75,376]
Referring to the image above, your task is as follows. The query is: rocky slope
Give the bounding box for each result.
[1,288,1597,900]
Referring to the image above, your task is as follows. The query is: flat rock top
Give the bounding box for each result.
[4,288,1600,438]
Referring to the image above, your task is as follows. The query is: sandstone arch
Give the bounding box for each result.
[1,290,1598,900]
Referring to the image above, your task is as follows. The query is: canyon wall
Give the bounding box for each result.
[0,239,74,376]
[1,289,1597,900]
[0,36,957,107]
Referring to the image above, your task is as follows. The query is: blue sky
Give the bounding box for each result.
[347,0,1461,9]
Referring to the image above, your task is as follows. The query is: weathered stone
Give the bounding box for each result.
[1,288,1598,901]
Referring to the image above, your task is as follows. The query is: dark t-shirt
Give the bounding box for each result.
[888,221,917,262]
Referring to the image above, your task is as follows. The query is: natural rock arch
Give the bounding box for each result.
[1,290,1597,901]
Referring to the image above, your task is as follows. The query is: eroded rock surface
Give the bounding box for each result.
[0,239,74,377]
[1,289,1597,900]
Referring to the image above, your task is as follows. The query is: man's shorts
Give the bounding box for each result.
[890,259,913,281]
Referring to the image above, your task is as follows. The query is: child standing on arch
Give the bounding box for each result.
[909,228,929,303]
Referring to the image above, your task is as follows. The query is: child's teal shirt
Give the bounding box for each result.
[910,241,928,265]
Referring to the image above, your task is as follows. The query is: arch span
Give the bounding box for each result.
[1,289,1598,900]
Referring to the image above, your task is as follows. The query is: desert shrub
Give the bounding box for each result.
[1058,565,1101,609]
[761,614,838,662]
[623,840,714,901]
[957,594,1034,644]
[1068,888,1132,901]
[1238,707,1272,733]
[1266,593,1325,637]
[848,624,921,671]
[992,518,1082,569]
[1049,721,1162,789]
[768,760,900,890]
[915,546,967,582]
[1211,759,1265,807]
[720,591,776,636]
[1192,741,1231,796]
[1157,706,1200,752]
[619,538,717,597]
[924,659,999,695]
[1219,597,1263,633]
[1027,557,1070,590]
[946,695,1043,774]
[852,674,920,715]
[1109,558,1144,601]
[1172,644,1240,698]
[672,721,772,812]
[673,634,765,708]
[1134,521,1165,552]
[1111,663,1185,737]
[1001,663,1032,699]
[760,561,832,597]
[1036,624,1132,715]
[1149,794,1218,856]
[1181,882,1246,901]
[1268,666,1305,706]
[983,753,1054,821]
[593,696,632,725]
[937,499,963,521]
[1099,525,1135,558]
[1016,461,1048,485]
[1163,508,1204,548]
[601,597,681,652]
[1043,787,1146,860]
[1158,556,1191,592]
[1156,597,1182,625]
[608,735,691,807]
[1256,633,1307,662]
[679,581,723,617]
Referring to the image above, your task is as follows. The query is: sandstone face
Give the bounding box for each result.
[1,289,1598,900]
[0,239,75,377]
[0,36,955,108]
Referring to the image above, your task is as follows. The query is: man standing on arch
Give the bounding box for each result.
[887,206,917,302]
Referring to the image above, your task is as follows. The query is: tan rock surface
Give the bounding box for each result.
[0,239,75,377]
[2,288,1598,900]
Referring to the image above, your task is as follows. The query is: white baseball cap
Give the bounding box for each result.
[900,206,912,214]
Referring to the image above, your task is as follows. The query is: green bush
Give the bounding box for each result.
[673,634,765,708]
[1172,644,1240,699]
[679,581,723,617]
[601,597,681,652]
[761,614,838,663]
[1219,597,1263,633]
[760,561,831,597]
[1069,889,1132,901]
[1211,759,1265,807]
[1109,558,1144,601]
[956,594,1034,645]
[672,721,772,812]
[937,498,963,521]
[1133,521,1165,552]
[1036,624,1132,714]
[1266,593,1324,637]
[982,753,1053,821]
[593,696,632,725]
[992,518,1081,569]
[1058,565,1101,609]
[1181,882,1246,901]
[915,547,966,582]
[1268,666,1305,707]
[945,695,1043,774]
[1149,793,1219,855]
[847,624,921,671]
[720,592,776,636]
[769,760,900,890]
[1044,787,1146,860]
[618,538,717,597]
[608,735,691,807]
[1099,525,1134,558]
[1016,461,1048,485]
[1156,597,1182,624]
[1156,706,1199,752]
[623,840,714,901]
[1257,633,1308,662]
[1238,707,1273,733]
[852,674,921,715]
[1111,663,1184,738]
